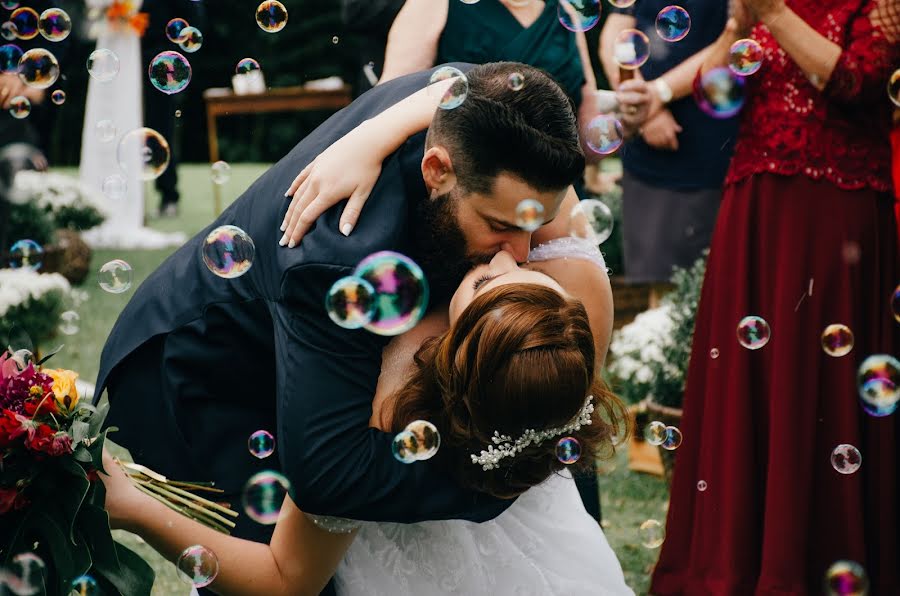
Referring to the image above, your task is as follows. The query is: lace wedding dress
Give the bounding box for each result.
[335,238,629,595]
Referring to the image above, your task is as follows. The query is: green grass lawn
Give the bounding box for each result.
[41,163,667,595]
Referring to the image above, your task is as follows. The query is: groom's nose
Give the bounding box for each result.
[500,237,530,263]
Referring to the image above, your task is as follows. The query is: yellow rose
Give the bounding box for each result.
[46,369,79,411]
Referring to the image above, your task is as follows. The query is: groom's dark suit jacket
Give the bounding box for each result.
[95,66,513,529]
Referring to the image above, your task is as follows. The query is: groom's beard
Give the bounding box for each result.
[412,190,492,302]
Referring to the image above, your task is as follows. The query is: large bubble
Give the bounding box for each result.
[0,42,21,72]
[639,519,665,548]
[824,560,868,595]
[9,6,37,40]
[428,65,468,110]
[176,545,219,588]
[165,17,190,43]
[256,1,288,33]
[17,47,59,89]
[178,26,203,53]
[87,48,120,82]
[326,276,376,329]
[9,239,42,270]
[148,50,192,95]
[655,5,691,42]
[201,225,255,279]
[820,324,854,357]
[614,29,651,70]
[584,114,624,155]
[569,198,614,245]
[98,259,133,294]
[117,127,171,180]
[644,420,667,446]
[830,444,861,475]
[354,251,429,336]
[736,315,770,350]
[857,354,899,417]
[37,7,70,42]
[557,0,601,33]
[694,67,745,118]
[729,38,764,76]
[248,430,275,459]
[242,470,290,524]
[515,199,545,232]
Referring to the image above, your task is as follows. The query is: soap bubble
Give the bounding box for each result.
[148,50,191,95]
[556,436,582,464]
[661,426,683,450]
[0,1,18,8]
[824,560,868,596]
[507,72,525,91]
[256,1,288,33]
[585,114,624,155]
[87,48,119,82]
[697,480,707,492]
[889,69,900,108]
[97,119,117,142]
[557,0,601,33]
[9,7,37,40]
[515,198,545,231]
[821,324,854,357]
[165,17,190,43]
[428,65,468,110]
[9,239,42,270]
[391,430,418,464]
[11,552,45,595]
[891,284,899,322]
[305,514,361,534]
[608,0,636,7]
[242,471,290,525]
[644,420,667,446]
[102,174,127,200]
[694,67,744,118]
[248,430,275,459]
[830,444,861,475]
[70,574,100,595]
[176,545,219,588]
[8,94,29,118]
[98,259,133,294]
[332,35,339,44]
[201,225,255,279]
[50,89,64,104]
[236,57,260,74]
[0,41,20,72]
[38,8,70,42]
[18,47,59,89]
[1,21,16,40]
[326,276,376,329]
[178,26,202,53]
[857,354,900,417]
[405,419,441,461]
[729,38,764,76]
[639,519,665,548]
[736,315,770,350]
[210,160,231,184]
[354,251,429,336]
[655,5,691,42]
[569,198,614,245]
[58,310,80,335]
[710,348,720,359]
[117,127,171,180]
[614,29,651,70]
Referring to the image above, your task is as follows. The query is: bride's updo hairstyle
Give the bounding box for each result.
[390,284,627,498]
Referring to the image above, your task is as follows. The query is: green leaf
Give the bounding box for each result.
[31,511,75,594]
[86,402,110,437]
[73,446,93,463]
[77,504,119,572]
[55,459,90,543]
[36,344,64,365]
[93,541,155,596]
[71,420,90,445]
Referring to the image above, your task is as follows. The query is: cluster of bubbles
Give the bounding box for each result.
[830,444,862,475]
[117,127,171,180]
[211,160,232,184]
[515,198,545,232]
[585,114,624,155]
[256,1,288,33]
[148,50,192,95]
[557,0,601,33]
[644,421,682,451]
[639,519,665,549]
[729,38,764,76]
[556,436,582,464]
[736,315,771,350]
[305,514,362,534]
[857,354,899,417]
[428,65,469,110]
[821,323,854,357]
[58,310,80,335]
[9,238,43,270]
[98,259,134,294]
[242,470,291,524]
[655,5,691,42]
[176,545,220,588]
[201,225,256,279]
[569,198,614,245]
[614,29,650,70]
[694,67,745,118]
[87,48,120,82]
[824,560,868,595]
[248,429,275,459]
[392,419,441,463]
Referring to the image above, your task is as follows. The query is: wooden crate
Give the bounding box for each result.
[610,276,651,329]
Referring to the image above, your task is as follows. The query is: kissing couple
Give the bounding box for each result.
[97,62,634,595]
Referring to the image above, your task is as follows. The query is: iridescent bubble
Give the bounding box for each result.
[710,348,720,359]
[102,174,127,200]
[428,66,468,110]
[354,251,429,336]
[117,127,171,180]
[70,575,99,596]
[201,225,255,279]
[888,69,900,108]
[0,41,20,72]
[332,35,339,44]
[9,7,37,40]
[256,1,288,33]
[697,480,707,492]
[830,444,861,475]
[178,26,202,53]
[585,114,624,155]
[58,310,80,335]
[824,560,868,596]
[97,119,117,142]
[248,430,275,459]
[644,420,667,446]
[9,239,42,270]
[857,354,900,417]
[148,50,191,95]
[655,5,691,42]
[556,436,582,464]
[0,2,18,11]
[821,324,854,357]
[515,198,545,232]
[236,57,260,74]
[891,284,900,323]
[326,276,376,329]
[242,470,290,525]
[404,420,441,461]
[17,47,59,89]
[694,67,745,119]
[98,259,133,294]
[176,545,219,588]
[729,38,764,76]
[1,21,16,40]
[50,89,64,104]
[165,17,190,43]
[557,0,601,33]
[608,0,636,7]
[210,160,231,184]
[507,72,524,91]
[391,430,418,464]
[8,94,29,118]
[87,48,120,82]
[569,198,614,245]
[305,514,361,534]
[736,315,770,350]
[614,29,651,70]
[11,552,45,595]
[661,426,683,450]
[639,519,665,548]
[38,8,70,42]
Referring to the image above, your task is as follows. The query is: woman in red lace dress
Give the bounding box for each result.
[651,0,900,593]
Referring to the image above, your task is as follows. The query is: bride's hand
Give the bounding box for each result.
[98,448,143,531]
[280,120,384,247]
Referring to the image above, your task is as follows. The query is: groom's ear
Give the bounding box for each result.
[421,146,457,196]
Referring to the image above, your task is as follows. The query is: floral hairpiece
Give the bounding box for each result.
[470,395,595,471]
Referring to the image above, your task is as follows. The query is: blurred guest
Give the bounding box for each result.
[339,0,404,97]
[652,0,900,592]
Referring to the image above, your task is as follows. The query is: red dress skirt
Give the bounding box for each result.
[650,173,899,595]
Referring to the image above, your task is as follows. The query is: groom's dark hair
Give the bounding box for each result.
[426,62,584,195]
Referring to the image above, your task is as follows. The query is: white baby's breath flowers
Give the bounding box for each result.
[10,171,109,219]
[0,268,71,318]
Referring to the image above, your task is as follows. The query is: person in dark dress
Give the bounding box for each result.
[339,0,404,96]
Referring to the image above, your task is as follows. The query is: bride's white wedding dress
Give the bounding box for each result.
[335,237,630,595]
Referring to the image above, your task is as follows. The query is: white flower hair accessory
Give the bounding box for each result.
[470,395,595,471]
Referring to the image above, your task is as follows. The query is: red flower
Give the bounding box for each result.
[0,409,27,448]
[23,396,59,417]
[0,487,27,515]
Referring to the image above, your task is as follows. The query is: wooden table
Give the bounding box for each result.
[203,85,353,214]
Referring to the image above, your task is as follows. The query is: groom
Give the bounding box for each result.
[95,62,584,553]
